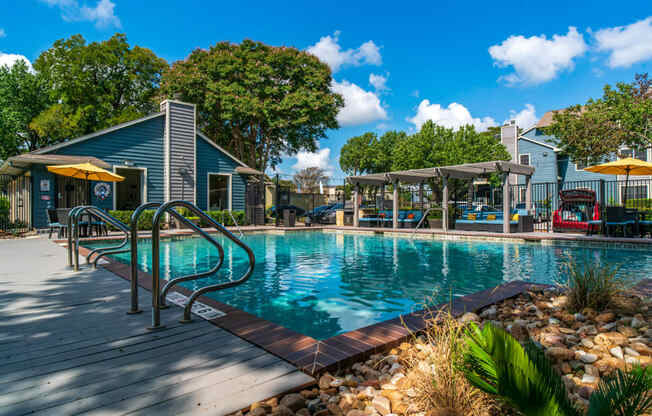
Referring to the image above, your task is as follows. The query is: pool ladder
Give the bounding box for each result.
[412,207,444,237]
[149,201,255,329]
[67,201,254,328]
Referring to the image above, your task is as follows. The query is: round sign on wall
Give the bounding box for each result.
[94,182,111,201]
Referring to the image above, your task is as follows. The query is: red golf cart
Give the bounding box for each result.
[553,189,601,233]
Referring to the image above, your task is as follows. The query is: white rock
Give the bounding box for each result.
[580,352,598,363]
[601,322,617,331]
[372,396,391,416]
[610,346,624,360]
[390,373,405,385]
[624,347,640,357]
[582,374,598,384]
[581,338,595,349]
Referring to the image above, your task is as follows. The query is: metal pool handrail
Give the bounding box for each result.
[71,207,131,271]
[67,205,92,267]
[158,209,225,309]
[412,207,443,237]
[228,210,244,238]
[127,202,162,314]
[150,200,255,329]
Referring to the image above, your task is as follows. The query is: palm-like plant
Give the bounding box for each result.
[462,322,580,416]
[461,322,652,416]
[587,365,652,416]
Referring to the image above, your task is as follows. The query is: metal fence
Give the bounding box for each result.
[1,174,32,235]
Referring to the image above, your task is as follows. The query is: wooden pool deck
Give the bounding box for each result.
[0,237,313,416]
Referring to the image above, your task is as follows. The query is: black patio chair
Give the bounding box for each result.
[46,209,65,239]
[605,206,637,237]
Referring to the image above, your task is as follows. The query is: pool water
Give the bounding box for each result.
[86,231,651,340]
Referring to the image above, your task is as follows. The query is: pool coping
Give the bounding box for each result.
[73,240,562,376]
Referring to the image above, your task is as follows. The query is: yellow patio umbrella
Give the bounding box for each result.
[47,162,124,205]
[584,157,652,205]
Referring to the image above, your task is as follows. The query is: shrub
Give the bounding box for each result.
[404,311,495,415]
[560,259,630,313]
[0,195,9,222]
[201,210,248,227]
[107,210,156,231]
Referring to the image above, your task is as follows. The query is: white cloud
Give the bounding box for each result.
[307,31,381,72]
[0,53,33,71]
[292,148,333,175]
[408,100,497,132]
[369,73,389,91]
[489,27,587,85]
[41,0,121,28]
[0,29,6,38]
[505,104,537,130]
[331,80,387,126]
[594,17,652,68]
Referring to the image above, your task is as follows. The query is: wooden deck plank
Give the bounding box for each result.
[0,237,314,416]
[0,336,254,409]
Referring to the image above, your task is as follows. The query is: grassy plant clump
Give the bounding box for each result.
[561,258,630,313]
[403,311,495,416]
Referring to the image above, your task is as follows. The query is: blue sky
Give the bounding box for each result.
[1,1,651,180]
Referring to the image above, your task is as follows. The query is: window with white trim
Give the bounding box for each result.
[620,148,648,161]
[208,174,230,211]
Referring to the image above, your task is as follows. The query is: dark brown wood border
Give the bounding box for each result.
[75,243,552,376]
[72,232,652,376]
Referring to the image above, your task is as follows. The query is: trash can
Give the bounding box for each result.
[283,209,296,227]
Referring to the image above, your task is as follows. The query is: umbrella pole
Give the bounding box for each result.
[623,168,630,208]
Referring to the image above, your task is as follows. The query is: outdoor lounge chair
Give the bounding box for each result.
[46,209,65,239]
[605,207,637,237]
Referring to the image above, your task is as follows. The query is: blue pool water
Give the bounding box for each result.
[86,231,651,340]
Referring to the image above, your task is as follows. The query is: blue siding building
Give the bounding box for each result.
[1,100,262,229]
[502,110,647,185]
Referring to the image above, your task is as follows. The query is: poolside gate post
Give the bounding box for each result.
[525,175,532,213]
[392,179,399,229]
[419,182,424,213]
[353,183,360,228]
[442,176,449,232]
[502,172,511,234]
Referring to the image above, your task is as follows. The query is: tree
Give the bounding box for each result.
[339,132,376,176]
[547,73,651,164]
[277,179,297,192]
[391,121,511,171]
[160,40,343,173]
[31,33,167,142]
[293,167,329,193]
[0,60,51,159]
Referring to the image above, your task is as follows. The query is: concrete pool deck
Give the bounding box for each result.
[0,237,313,416]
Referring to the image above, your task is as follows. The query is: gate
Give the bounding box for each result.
[1,175,32,234]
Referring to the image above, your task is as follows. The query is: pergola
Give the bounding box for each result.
[346,161,535,233]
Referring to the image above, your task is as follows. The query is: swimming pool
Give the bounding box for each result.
[86,231,651,340]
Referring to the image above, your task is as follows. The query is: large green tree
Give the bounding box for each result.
[0,60,50,159]
[160,40,343,173]
[339,132,376,176]
[31,33,167,142]
[391,121,511,171]
[339,130,408,176]
[547,73,651,164]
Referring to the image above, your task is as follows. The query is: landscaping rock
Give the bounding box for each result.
[280,394,306,412]
[372,396,391,416]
